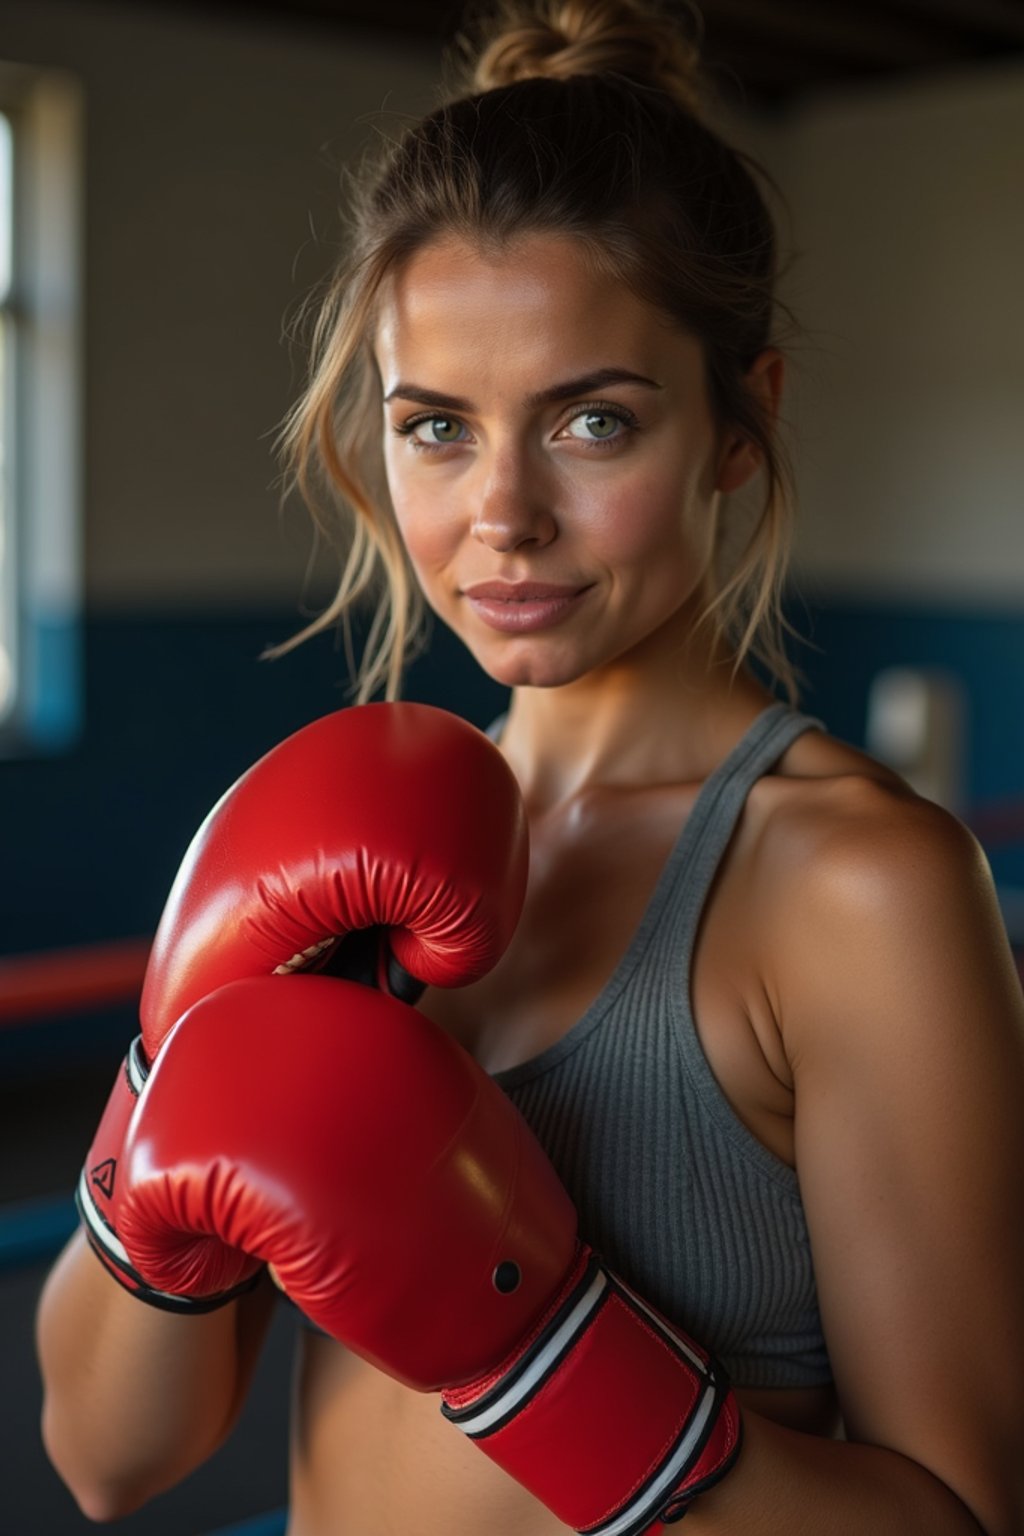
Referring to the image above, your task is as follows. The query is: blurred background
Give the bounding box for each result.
[0,0,1022,1530]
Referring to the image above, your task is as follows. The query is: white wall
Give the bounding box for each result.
[0,0,438,608]
[773,61,1024,608]
[3,1,1021,613]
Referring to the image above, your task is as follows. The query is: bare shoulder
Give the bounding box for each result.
[751,736,1024,1534]
[754,726,1013,1053]
[760,723,983,897]
[762,721,923,822]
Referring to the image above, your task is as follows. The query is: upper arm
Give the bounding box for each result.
[769,786,1024,1536]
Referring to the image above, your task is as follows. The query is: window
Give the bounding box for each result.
[1,109,14,722]
[0,65,83,755]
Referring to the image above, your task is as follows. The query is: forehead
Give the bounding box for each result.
[373,233,697,383]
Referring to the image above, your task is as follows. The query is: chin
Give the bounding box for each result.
[499,667,573,689]
[480,659,564,689]
[466,641,585,691]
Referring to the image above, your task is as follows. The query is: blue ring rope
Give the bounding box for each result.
[0,1193,78,1269]
[205,1513,287,1536]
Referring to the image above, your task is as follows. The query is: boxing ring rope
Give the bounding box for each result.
[963,802,1024,988]
[0,938,153,1265]
[0,1193,80,1269]
[964,799,1024,847]
[0,936,151,1026]
[207,1513,286,1536]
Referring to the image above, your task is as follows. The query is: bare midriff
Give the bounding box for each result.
[286,1339,841,1536]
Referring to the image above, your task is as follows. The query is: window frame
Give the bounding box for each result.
[0,62,83,757]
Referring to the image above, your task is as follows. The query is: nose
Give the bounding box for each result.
[466,433,560,550]
[470,473,558,553]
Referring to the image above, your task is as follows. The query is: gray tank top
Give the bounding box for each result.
[487,700,833,1390]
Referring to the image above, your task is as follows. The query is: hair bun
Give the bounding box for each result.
[451,0,705,118]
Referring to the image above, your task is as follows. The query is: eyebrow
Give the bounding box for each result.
[382,367,664,412]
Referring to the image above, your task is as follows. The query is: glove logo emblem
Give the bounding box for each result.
[89,1158,116,1200]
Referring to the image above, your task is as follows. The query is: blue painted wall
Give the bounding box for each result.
[792,596,1024,891]
[0,609,506,961]
[2,594,1022,961]
[0,593,1021,1074]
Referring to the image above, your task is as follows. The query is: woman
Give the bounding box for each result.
[37,2,1024,1532]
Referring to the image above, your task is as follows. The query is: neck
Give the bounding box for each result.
[496,622,778,816]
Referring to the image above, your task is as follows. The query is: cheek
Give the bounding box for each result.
[384,446,461,577]
[391,495,459,592]
[579,468,690,568]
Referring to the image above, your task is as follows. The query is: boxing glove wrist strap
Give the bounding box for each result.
[441,1244,742,1535]
[76,1036,261,1313]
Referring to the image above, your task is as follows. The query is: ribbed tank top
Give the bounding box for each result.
[487,700,833,1390]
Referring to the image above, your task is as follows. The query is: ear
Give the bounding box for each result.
[714,348,785,495]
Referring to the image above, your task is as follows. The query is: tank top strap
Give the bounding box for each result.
[640,701,827,963]
[487,699,828,1100]
[488,699,835,1388]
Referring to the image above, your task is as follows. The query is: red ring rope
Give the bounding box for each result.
[0,938,151,1025]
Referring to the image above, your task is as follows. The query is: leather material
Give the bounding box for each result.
[114,974,579,1387]
[110,973,741,1529]
[139,702,529,1048]
[443,1246,742,1532]
[78,701,526,1311]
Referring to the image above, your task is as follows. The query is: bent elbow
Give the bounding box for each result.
[46,1459,153,1525]
[61,1466,165,1524]
[40,1406,155,1525]
[72,1486,144,1524]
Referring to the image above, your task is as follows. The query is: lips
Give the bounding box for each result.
[461,581,588,601]
[461,582,593,634]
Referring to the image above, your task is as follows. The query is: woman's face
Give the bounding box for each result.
[374,232,768,691]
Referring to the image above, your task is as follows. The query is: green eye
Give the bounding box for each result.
[576,412,618,439]
[564,404,636,447]
[393,413,469,450]
[425,417,463,443]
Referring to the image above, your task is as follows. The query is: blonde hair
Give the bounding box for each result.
[269,0,809,706]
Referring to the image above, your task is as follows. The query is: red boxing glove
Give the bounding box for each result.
[73,1030,264,1310]
[111,975,742,1530]
[141,701,528,1036]
[77,702,528,1307]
